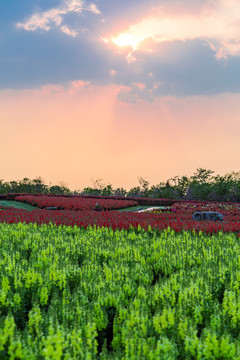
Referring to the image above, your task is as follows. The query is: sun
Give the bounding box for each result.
[111,33,144,50]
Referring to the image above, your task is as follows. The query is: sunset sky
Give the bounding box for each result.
[1,0,240,190]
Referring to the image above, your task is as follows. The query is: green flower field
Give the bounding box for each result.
[0,222,240,359]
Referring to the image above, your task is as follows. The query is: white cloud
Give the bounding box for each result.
[60,25,78,37]
[109,0,240,59]
[16,0,101,36]
[16,8,65,31]
[87,3,101,15]
[65,0,84,13]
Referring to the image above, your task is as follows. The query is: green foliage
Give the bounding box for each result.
[0,177,71,195]
[127,186,142,197]
[49,185,70,195]
[1,168,240,201]
[138,177,150,197]
[190,168,215,184]
[101,185,114,197]
[0,223,240,359]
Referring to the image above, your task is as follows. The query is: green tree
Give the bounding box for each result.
[114,188,127,197]
[127,186,141,197]
[170,175,190,199]
[190,168,215,184]
[227,172,240,201]
[187,168,215,200]
[83,187,101,196]
[32,177,48,193]
[49,184,71,195]
[138,177,150,197]
[101,184,114,196]
[8,180,19,193]
[211,174,232,201]
[0,179,10,194]
[149,181,178,199]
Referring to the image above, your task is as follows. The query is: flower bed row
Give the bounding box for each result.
[6,192,240,206]
[15,195,138,211]
[7,193,178,206]
[0,207,239,236]
[170,201,240,217]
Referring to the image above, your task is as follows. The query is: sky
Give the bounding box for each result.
[1,0,240,191]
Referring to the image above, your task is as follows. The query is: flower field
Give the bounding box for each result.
[0,223,240,359]
[0,200,240,236]
[15,195,138,211]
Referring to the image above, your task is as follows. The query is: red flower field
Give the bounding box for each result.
[0,199,240,236]
[15,195,137,210]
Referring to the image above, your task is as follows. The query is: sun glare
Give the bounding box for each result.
[111,33,144,50]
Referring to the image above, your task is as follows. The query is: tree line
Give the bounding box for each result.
[1,168,240,202]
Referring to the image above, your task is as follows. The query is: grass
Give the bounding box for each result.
[0,200,38,210]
